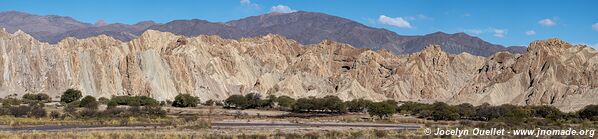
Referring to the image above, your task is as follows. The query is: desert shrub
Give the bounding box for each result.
[63,103,78,115]
[29,107,47,118]
[244,93,268,109]
[225,95,248,109]
[102,107,128,117]
[475,103,529,123]
[346,98,373,112]
[50,111,61,119]
[203,99,215,106]
[60,89,82,103]
[578,105,598,120]
[98,97,109,104]
[141,106,166,117]
[79,96,99,110]
[22,93,51,102]
[10,105,31,117]
[79,109,97,117]
[28,101,45,108]
[367,101,397,119]
[529,105,563,120]
[172,94,200,107]
[107,101,118,109]
[1,97,21,106]
[109,96,159,106]
[374,129,388,138]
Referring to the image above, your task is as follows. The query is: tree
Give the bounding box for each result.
[455,103,475,119]
[368,102,397,119]
[529,105,563,120]
[79,96,99,110]
[321,95,346,113]
[430,102,459,121]
[292,97,316,112]
[98,97,110,104]
[275,95,296,110]
[172,94,200,107]
[225,95,248,109]
[60,89,82,103]
[346,98,373,113]
[578,105,598,120]
[244,93,264,109]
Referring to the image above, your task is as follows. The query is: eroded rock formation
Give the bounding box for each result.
[0,28,595,111]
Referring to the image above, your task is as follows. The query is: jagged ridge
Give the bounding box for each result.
[0,28,596,112]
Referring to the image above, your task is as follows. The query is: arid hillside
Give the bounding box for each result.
[0,28,596,111]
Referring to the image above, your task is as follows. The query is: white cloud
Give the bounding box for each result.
[270,5,297,13]
[462,13,472,17]
[240,0,260,9]
[378,15,412,28]
[538,19,556,27]
[525,30,536,35]
[493,29,506,38]
[593,23,598,32]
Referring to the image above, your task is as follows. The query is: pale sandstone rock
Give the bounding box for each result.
[0,29,596,111]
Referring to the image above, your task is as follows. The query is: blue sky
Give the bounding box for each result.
[0,0,597,47]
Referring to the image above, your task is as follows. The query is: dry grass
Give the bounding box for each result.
[0,129,421,139]
[0,116,172,127]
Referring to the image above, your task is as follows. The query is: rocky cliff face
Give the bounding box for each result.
[0,28,595,111]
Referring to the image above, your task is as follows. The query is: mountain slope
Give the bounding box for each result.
[0,11,91,41]
[0,29,594,111]
[0,10,524,56]
[226,11,410,52]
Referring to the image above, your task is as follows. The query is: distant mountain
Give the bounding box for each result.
[0,10,526,56]
[398,32,526,56]
[226,12,411,53]
[50,21,159,43]
[148,19,242,39]
[0,11,91,41]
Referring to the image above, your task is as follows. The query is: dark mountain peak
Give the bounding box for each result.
[428,31,449,36]
[134,20,159,28]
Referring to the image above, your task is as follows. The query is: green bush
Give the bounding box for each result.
[275,95,296,110]
[367,101,397,119]
[225,95,248,109]
[22,93,51,102]
[2,97,21,106]
[10,105,31,117]
[529,105,563,120]
[346,98,373,112]
[79,96,99,110]
[578,105,598,120]
[430,102,459,121]
[60,89,82,103]
[109,96,159,106]
[29,107,47,118]
[172,94,200,107]
[98,97,109,104]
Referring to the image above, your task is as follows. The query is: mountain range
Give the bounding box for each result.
[0,11,525,56]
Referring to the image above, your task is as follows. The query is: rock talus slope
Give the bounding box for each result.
[0,28,595,111]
